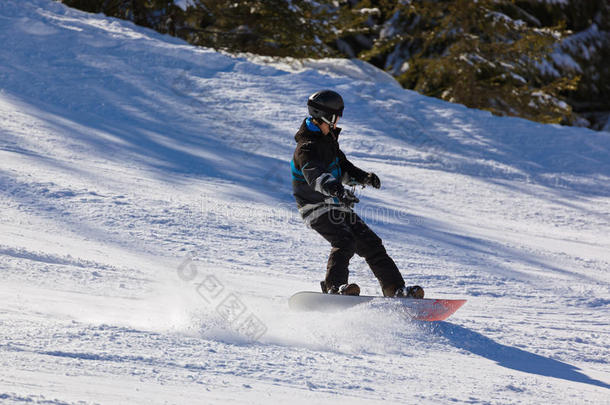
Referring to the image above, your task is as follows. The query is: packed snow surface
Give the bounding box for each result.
[1,1,609,403]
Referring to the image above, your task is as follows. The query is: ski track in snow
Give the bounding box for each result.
[0,0,609,403]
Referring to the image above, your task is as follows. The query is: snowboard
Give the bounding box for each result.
[289,291,466,321]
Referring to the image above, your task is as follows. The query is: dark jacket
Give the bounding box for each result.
[291,118,368,222]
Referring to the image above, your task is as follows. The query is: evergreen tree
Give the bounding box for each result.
[352,0,578,124]
[180,0,333,57]
[516,0,610,128]
[61,0,180,32]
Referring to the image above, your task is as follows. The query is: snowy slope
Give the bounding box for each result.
[1,1,609,404]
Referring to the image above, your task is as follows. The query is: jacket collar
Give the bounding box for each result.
[297,117,342,141]
[305,117,321,132]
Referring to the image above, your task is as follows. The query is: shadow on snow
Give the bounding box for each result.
[432,322,610,390]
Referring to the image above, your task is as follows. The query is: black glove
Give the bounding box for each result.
[364,172,381,189]
[326,181,344,197]
[326,181,359,206]
[338,189,359,206]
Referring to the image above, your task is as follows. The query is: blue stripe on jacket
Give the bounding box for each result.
[290,157,341,183]
[291,159,306,182]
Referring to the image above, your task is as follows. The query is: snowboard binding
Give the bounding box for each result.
[390,285,425,299]
[320,281,361,296]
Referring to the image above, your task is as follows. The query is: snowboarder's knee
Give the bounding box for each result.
[330,236,356,253]
[356,239,386,258]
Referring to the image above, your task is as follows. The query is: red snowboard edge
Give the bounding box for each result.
[408,299,467,321]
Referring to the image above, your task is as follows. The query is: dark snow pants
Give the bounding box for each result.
[309,209,405,294]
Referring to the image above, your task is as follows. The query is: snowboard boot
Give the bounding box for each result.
[320,281,360,296]
[383,284,425,299]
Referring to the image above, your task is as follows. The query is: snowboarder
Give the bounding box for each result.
[290,90,424,298]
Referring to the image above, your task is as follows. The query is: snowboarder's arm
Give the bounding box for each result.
[338,149,368,184]
[296,143,342,196]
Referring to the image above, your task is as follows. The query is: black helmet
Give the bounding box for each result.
[307,90,344,125]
